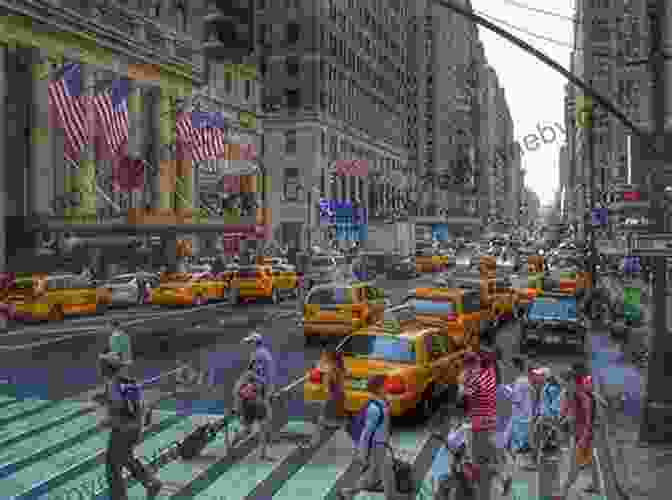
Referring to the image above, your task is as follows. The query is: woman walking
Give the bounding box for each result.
[311,348,347,446]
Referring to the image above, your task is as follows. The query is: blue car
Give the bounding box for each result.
[519,292,587,352]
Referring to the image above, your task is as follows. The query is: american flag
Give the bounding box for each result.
[191,111,228,162]
[93,77,129,157]
[48,63,90,162]
[176,112,198,152]
[335,159,368,177]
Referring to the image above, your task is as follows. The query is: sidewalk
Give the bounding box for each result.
[590,328,672,500]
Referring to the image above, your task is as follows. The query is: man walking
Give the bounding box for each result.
[559,363,601,498]
[462,350,512,499]
[340,375,394,499]
[98,352,162,500]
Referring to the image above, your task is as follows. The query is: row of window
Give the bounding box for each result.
[222,71,255,101]
[323,30,401,106]
[257,22,301,46]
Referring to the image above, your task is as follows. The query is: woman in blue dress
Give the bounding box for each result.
[497,356,535,469]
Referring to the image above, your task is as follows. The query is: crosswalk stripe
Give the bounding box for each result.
[192,420,313,500]
[0,395,463,500]
[0,399,56,427]
[10,413,183,500]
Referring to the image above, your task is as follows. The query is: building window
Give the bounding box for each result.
[320,169,326,196]
[286,56,300,76]
[284,167,300,201]
[320,91,328,110]
[321,130,327,155]
[286,88,301,109]
[286,22,300,44]
[285,130,297,154]
[244,80,252,100]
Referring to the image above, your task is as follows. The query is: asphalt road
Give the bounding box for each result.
[0,276,418,405]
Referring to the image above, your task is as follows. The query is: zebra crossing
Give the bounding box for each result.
[0,386,601,500]
[0,387,451,500]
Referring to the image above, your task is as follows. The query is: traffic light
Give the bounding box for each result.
[202,0,255,64]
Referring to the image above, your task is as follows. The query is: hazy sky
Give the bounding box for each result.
[470,0,575,205]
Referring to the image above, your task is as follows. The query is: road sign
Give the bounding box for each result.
[632,233,672,256]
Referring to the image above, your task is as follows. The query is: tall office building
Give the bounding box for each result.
[259,0,410,251]
[567,0,650,240]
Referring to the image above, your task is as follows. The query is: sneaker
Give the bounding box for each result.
[583,485,600,494]
[146,480,162,498]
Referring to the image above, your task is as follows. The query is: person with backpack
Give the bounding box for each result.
[462,350,512,499]
[235,332,277,460]
[98,351,162,500]
[340,375,394,500]
[559,363,601,498]
[311,348,347,446]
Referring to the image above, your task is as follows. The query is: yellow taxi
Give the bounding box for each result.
[304,307,467,418]
[404,286,483,352]
[151,272,228,306]
[415,248,450,273]
[271,262,300,299]
[491,276,518,326]
[8,273,112,322]
[231,265,278,304]
[301,281,388,344]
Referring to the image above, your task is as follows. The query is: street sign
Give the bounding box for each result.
[632,233,672,256]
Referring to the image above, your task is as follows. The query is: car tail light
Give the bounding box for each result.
[446,312,458,321]
[527,289,536,299]
[309,368,323,384]
[384,375,406,395]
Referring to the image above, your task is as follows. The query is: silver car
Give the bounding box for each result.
[104,272,159,306]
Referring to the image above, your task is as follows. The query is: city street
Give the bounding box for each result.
[0,272,623,500]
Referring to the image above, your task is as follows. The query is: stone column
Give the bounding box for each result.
[0,45,6,272]
[153,88,175,216]
[127,82,143,209]
[30,49,55,224]
[72,64,97,224]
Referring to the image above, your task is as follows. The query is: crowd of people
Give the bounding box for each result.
[92,316,604,500]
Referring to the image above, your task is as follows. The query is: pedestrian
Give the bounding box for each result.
[98,352,162,500]
[236,331,277,460]
[311,348,347,446]
[462,350,512,499]
[231,368,272,456]
[339,375,394,500]
[108,320,133,372]
[559,363,601,498]
[497,356,534,469]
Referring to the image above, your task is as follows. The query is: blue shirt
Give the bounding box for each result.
[249,345,276,391]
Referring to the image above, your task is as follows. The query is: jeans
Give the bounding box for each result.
[106,426,156,500]
[471,430,511,500]
[343,445,397,499]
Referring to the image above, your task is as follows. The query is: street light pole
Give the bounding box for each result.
[640,0,672,444]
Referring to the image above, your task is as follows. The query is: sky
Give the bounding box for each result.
[470,0,576,206]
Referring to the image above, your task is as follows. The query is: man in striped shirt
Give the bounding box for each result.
[462,350,512,499]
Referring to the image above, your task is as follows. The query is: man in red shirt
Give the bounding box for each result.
[462,349,512,499]
[559,363,601,498]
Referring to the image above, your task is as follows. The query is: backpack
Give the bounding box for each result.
[346,399,385,449]
[239,382,258,401]
[116,377,143,420]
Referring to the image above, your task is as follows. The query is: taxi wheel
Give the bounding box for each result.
[48,305,64,322]
[416,385,436,421]
[96,301,109,315]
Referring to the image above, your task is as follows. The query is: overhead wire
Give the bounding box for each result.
[499,0,576,23]
[474,8,637,63]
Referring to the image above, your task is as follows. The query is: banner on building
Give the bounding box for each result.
[237,64,257,80]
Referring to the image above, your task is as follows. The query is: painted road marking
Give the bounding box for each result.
[8,412,180,500]
[191,420,313,500]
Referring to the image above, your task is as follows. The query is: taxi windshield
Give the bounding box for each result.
[341,335,416,364]
[529,298,577,319]
[409,299,456,315]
